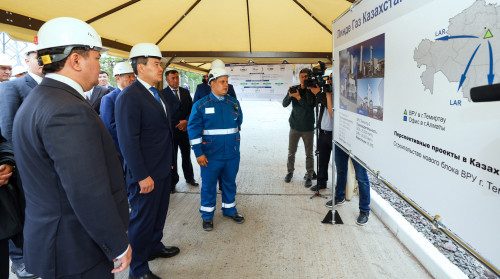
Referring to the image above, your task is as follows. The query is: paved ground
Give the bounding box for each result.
[10,100,432,279]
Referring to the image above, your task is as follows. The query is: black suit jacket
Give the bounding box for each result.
[161,87,193,129]
[0,74,38,143]
[89,85,110,114]
[115,80,174,185]
[12,78,129,278]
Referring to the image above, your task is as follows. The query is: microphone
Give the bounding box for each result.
[470,83,500,102]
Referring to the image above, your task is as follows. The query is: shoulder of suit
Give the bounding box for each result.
[118,81,147,99]
[121,81,140,93]
[103,89,119,99]
[95,85,110,93]
[1,76,23,88]
[109,87,121,94]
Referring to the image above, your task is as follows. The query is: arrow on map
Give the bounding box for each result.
[487,41,495,85]
[437,35,478,41]
[458,44,481,92]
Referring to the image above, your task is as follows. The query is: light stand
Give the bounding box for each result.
[321,77,343,224]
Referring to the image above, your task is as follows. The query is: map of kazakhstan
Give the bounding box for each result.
[414,0,499,101]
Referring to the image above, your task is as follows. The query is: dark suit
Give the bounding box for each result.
[12,77,130,279]
[193,82,237,103]
[88,85,110,114]
[115,80,174,277]
[161,86,195,184]
[0,74,38,143]
[0,133,16,279]
[100,88,123,164]
[0,74,38,268]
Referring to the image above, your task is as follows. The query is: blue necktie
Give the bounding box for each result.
[173,89,178,99]
[150,87,162,105]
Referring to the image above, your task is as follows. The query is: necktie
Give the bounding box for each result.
[173,89,179,99]
[150,87,162,105]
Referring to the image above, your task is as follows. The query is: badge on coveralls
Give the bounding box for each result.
[233,103,239,111]
[205,107,215,114]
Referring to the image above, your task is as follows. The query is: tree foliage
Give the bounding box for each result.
[164,68,203,93]
[99,56,127,87]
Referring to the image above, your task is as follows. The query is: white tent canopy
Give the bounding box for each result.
[0,0,356,71]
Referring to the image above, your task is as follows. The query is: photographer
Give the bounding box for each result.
[283,68,317,187]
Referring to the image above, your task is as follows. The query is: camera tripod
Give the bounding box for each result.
[310,89,328,200]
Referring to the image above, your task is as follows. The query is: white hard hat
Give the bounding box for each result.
[210,59,225,69]
[0,53,12,67]
[129,43,166,61]
[208,68,228,83]
[35,17,108,65]
[113,61,134,76]
[12,65,27,76]
[36,17,107,52]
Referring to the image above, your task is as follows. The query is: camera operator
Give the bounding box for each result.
[283,68,317,187]
[310,74,332,192]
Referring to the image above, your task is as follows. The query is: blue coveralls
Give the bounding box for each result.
[188,92,243,219]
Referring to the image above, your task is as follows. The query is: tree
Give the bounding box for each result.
[178,69,203,92]
[100,55,126,87]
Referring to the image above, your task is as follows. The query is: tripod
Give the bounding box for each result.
[310,88,328,199]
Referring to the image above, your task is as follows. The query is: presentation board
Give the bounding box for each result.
[227,64,295,99]
[333,0,500,269]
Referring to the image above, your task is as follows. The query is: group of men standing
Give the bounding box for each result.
[0,17,245,279]
[0,13,375,279]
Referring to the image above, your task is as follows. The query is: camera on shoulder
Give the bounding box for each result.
[304,61,332,92]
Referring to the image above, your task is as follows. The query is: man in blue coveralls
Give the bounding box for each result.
[188,67,244,231]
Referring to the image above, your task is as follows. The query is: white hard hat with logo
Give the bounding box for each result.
[208,67,228,83]
[129,43,166,62]
[210,59,225,69]
[35,17,108,65]
[0,53,12,67]
[113,61,134,76]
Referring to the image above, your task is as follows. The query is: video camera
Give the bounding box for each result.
[303,61,331,93]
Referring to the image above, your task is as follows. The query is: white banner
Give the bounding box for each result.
[333,0,500,269]
[227,64,295,99]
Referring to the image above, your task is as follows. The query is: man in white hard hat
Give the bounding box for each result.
[115,43,179,279]
[100,61,135,165]
[0,53,12,82]
[0,46,43,279]
[188,67,244,231]
[193,59,237,103]
[12,17,131,279]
